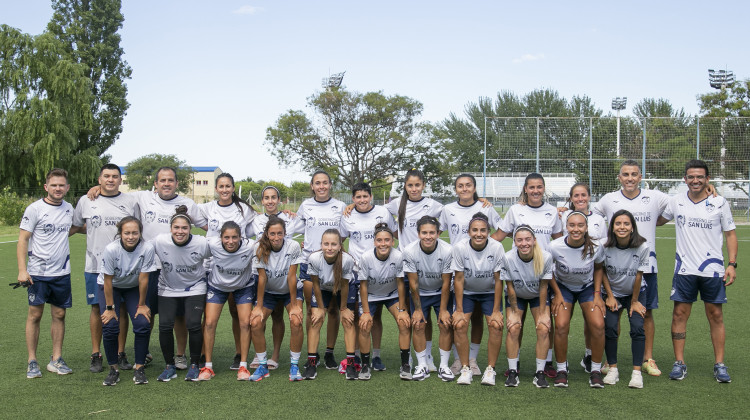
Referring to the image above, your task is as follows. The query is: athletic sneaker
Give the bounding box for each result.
[426,354,437,372]
[669,361,687,380]
[642,359,661,376]
[457,366,472,385]
[90,352,103,373]
[533,371,549,388]
[400,363,412,380]
[505,369,519,387]
[553,370,568,388]
[438,366,455,382]
[629,370,643,389]
[372,356,386,371]
[185,364,200,381]
[47,357,73,375]
[249,355,260,369]
[412,365,430,381]
[237,366,251,381]
[589,370,605,388]
[359,363,371,380]
[157,365,177,382]
[133,366,148,384]
[345,363,358,380]
[229,354,241,370]
[174,355,188,370]
[303,361,317,380]
[103,367,120,386]
[469,359,481,376]
[26,360,42,379]
[289,364,303,381]
[481,366,496,386]
[714,363,731,383]
[250,364,270,382]
[543,361,557,378]
[324,352,338,370]
[144,353,153,366]
[197,367,215,381]
[118,352,133,370]
[450,358,462,376]
[504,358,520,377]
[580,354,592,374]
[603,367,619,385]
[267,359,279,370]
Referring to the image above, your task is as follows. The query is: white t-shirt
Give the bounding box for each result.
[451,238,505,295]
[74,193,138,273]
[254,239,305,295]
[501,249,554,300]
[440,200,502,244]
[132,191,206,242]
[549,236,605,292]
[20,199,74,276]
[246,212,296,240]
[357,248,404,302]
[661,193,736,278]
[561,209,607,241]
[294,197,344,260]
[593,189,669,273]
[199,201,255,239]
[207,237,256,292]
[402,239,453,296]
[306,250,355,292]
[602,243,649,297]
[151,233,210,297]
[385,197,443,250]
[339,205,397,263]
[499,203,563,251]
[98,240,157,288]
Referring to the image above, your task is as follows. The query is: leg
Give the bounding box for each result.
[371,304,383,355]
[580,301,605,366]
[49,305,66,361]
[326,303,340,349]
[117,307,129,354]
[604,306,622,368]
[202,302,224,364]
[175,316,187,359]
[454,312,470,366]
[90,305,102,354]
[271,301,285,362]
[287,300,304,353]
[486,314,503,368]
[96,285,122,367]
[628,306,645,370]
[437,309,453,352]
[704,303,725,364]
[184,295,205,366]
[530,305,550,361]
[504,309,525,367]
[470,309,483,359]
[671,302,692,362]
[251,306,273,356]
[26,305,44,363]
[122,287,150,368]
[340,306,356,354]
[228,293,242,356]
[643,310,655,360]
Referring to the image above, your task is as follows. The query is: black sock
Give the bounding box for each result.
[401,349,410,365]
[362,353,371,366]
[326,347,334,354]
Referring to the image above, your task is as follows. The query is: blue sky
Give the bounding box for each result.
[2,0,749,184]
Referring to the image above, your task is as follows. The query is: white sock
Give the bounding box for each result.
[257,352,267,364]
[205,362,213,369]
[426,341,433,355]
[536,358,546,372]
[416,350,427,368]
[508,358,518,371]
[452,344,459,360]
[439,349,451,368]
[546,349,554,362]
[240,361,247,368]
[585,348,592,357]
[469,343,480,360]
[557,361,567,372]
[290,351,300,364]
[372,348,380,358]
[355,350,361,358]
[591,362,602,372]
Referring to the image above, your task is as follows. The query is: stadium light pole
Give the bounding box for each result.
[322,71,346,90]
[611,97,627,157]
[708,69,734,174]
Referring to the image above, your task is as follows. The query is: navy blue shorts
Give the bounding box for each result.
[410,293,453,320]
[462,293,497,316]
[206,284,255,305]
[299,263,311,281]
[555,282,594,305]
[505,295,547,311]
[642,273,659,310]
[28,274,72,308]
[311,282,358,310]
[262,288,303,310]
[671,274,727,304]
[360,296,399,316]
[84,272,99,305]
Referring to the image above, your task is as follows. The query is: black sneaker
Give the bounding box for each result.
[103,367,120,386]
[553,370,568,388]
[533,370,549,388]
[346,363,358,380]
[229,354,241,371]
[399,363,412,380]
[324,353,338,370]
[90,352,103,373]
[580,354,592,374]
[133,366,148,384]
[589,370,605,388]
[144,353,153,366]
[303,361,317,380]
[505,369,519,387]
[118,352,133,370]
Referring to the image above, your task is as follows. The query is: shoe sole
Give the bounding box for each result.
[157,374,177,382]
[629,383,643,388]
[289,376,303,381]
[102,378,120,386]
[457,380,472,385]
[590,383,605,388]
[133,377,149,385]
[251,373,270,382]
[715,377,731,383]
[481,381,495,386]
[553,382,568,388]
[669,372,687,380]
[237,376,251,381]
[27,374,42,379]
[47,367,72,375]
[505,381,519,387]
[400,373,412,381]
[373,366,386,371]
[412,375,429,381]
[533,381,549,389]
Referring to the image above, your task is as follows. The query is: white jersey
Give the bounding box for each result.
[199,201,255,239]
[74,193,138,273]
[306,250,355,292]
[339,205,397,262]
[132,191,206,242]
[499,203,563,251]
[20,199,74,276]
[602,243,649,297]
[385,197,443,251]
[207,237,256,292]
[98,240,157,288]
[402,239,453,296]
[294,197,344,260]
[561,210,607,241]
[151,233,210,297]
[661,193,736,278]
[593,189,669,273]
[440,200,502,244]
[549,237,605,292]
[357,248,404,302]
[501,249,554,300]
[246,212,296,240]
[254,239,305,295]
[451,238,505,295]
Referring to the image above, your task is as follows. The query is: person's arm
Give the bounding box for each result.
[656,215,670,226]
[592,263,605,316]
[310,274,326,325]
[254,269,268,320]
[135,272,151,321]
[17,230,33,285]
[491,230,509,242]
[490,272,504,329]
[343,203,355,217]
[439,272,452,326]
[551,232,563,240]
[408,272,423,326]
[69,225,86,236]
[101,274,118,324]
[724,230,738,286]
[396,277,409,326]
[452,271,465,328]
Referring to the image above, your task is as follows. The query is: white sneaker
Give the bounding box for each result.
[426,354,437,372]
[629,370,643,389]
[481,366,496,386]
[412,365,430,381]
[249,356,260,369]
[469,359,481,376]
[450,358,462,376]
[457,366,472,385]
[438,366,455,382]
[603,367,619,385]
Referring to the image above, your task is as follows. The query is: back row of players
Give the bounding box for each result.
[18,159,737,388]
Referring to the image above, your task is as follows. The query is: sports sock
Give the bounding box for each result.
[416,350,427,368]
[469,343,480,361]
[585,348,592,357]
[591,362,602,372]
[240,361,247,368]
[325,347,334,354]
[508,357,518,371]
[290,351,301,365]
[257,352,267,365]
[536,358,546,372]
[546,349,554,362]
[362,352,371,366]
[439,349,451,369]
[205,362,213,369]
[372,348,381,358]
[400,349,410,365]
[557,361,567,372]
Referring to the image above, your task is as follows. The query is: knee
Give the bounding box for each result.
[132,318,151,335]
[185,318,202,333]
[51,308,66,321]
[489,323,503,337]
[706,307,724,324]
[535,323,549,338]
[605,325,619,340]
[290,316,302,330]
[629,325,644,340]
[204,319,218,331]
[438,323,452,335]
[672,306,689,322]
[102,322,120,338]
[250,317,263,330]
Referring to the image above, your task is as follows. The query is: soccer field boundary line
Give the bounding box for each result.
[656,236,750,242]
[0,240,18,244]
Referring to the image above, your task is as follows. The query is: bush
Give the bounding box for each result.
[0,187,33,226]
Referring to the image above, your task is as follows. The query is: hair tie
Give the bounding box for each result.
[170,213,192,225]
[566,210,588,223]
[513,225,535,238]
[262,185,281,196]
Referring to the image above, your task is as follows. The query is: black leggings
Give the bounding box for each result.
[158,295,205,366]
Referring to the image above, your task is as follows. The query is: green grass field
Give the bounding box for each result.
[0,225,748,418]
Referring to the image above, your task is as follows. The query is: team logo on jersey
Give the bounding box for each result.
[352,231,362,242]
[728,217,734,226]
[190,251,202,260]
[422,204,430,212]
[593,223,600,230]
[118,205,127,212]
[389,262,396,271]
[113,267,122,277]
[42,223,55,234]
[21,216,30,227]
[331,206,339,214]
[632,254,640,263]
[500,266,508,276]
[240,254,249,262]
[90,215,102,228]
[162,262,173,273]
[436,258,443,269]
[557,263,569,274]
[145,211,156,223]
[209,219,220,231]
[375,216,384,224]
[464,267,473,278]
[606,264,616,275]
[545,212,552,220]
[450,224,459,235]
[306,217,316,228]
[487,255,494,264]
[706,203,715,213]
[676,215,686,228]
[216,265,224,274]
[513,279,523,289]
[641,196,650,205]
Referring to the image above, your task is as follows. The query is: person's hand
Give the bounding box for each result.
[87,185,101,200]
[341,308,355,326]
[551,295,566,317]
[706,183,719,198]
[251,306,264,323]
[629,300,646,318]
[451,310,466,329]
[101,308,118,324]
[17,270,33,286]
[411,309,425,328]
[343,203,355,217]
[289,303,303,325]
[311,307,326,326]
[396,310,410,328]
[489,310,504,329]
[606,295,618,312]
[479,197,492,208]
[557,206,568,219]
[281,209,297,218]
[536,308,551,331]
[505,307,520,330]
[592,294,605,318]
[724,265,736,286]
[439,309,452,326]
[135,305,151,322]
[359,311,373,330]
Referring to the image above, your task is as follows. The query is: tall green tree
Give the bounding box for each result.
[125,154,193,194]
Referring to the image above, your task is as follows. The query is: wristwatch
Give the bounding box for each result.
[727,262,737,269]
[106,305,115,311]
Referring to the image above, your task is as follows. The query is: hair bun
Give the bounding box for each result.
[175,205,188,215]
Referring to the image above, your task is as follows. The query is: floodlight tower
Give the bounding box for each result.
[611,97,627,157]
[322,71,346,90]
[708,69,734,173]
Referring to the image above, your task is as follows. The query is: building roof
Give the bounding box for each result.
[120,166,220,175]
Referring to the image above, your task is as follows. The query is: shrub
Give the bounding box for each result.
[0,187,33,226]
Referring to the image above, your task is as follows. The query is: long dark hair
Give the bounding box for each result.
[566,211,596,259]
[604,209,647,249]
[310,170,332,198]
[216,173,255,215]
[398,168,425,232]
[519,173,545,205]
[455,174,479,202]
[566,182,590,211]
[321,229,345,295]
[256,215,286,264]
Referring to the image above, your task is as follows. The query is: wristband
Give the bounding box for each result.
[594,291,601,295]
[106,305,115,311]
[398,308,407,312]
[362,311,370,314]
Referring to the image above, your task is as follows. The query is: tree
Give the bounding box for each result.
[265,88,451,191]
[125,154,193,194]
